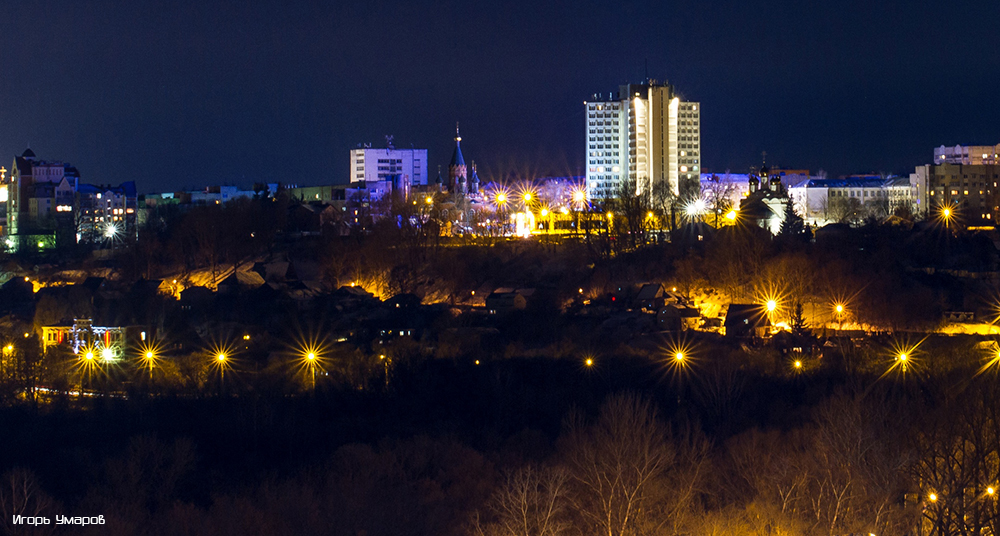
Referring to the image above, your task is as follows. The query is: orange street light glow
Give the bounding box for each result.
[585,358,593,367]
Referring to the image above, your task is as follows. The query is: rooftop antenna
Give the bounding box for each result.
[644,58,648,82]
[384,135,395,150]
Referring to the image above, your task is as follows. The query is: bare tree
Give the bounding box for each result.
[0,468,56,534]
[561,394,676,536]
[471,465,572,536]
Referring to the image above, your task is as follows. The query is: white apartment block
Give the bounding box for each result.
[585,81,700,201]
[350,146,428,186]
[934,144,1000,165]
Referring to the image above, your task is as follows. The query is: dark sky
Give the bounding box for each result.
[2,0,998,193]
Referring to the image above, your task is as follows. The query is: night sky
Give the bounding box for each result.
[2,0,998,193]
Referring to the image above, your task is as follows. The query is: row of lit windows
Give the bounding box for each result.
[830,189,887,198]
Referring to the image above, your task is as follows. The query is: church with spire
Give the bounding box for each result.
[449,124,468,195]
[738,155,792,235]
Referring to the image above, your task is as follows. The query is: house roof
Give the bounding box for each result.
[724,304,770,328]
[218,271,265,289]
[636,283,664,301]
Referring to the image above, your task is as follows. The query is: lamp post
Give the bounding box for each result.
[216,352,227,390]
[306,351,317,391]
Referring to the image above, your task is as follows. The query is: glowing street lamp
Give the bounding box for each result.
[216,352,228,385]
[725,209,738,222]
[766,300,777,313]
[138,343,159,380]
[794,360,802,369]
[584,358,594,367]
[928,492,938,502]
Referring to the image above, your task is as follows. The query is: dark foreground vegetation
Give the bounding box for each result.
[3,345,1000,535]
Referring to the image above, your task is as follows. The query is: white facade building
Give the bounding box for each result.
[350,147,428,186]
[787,176,920,226]
[934,144,1000,165]
[585,81,700,201]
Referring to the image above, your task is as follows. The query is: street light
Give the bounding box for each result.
[216,352,228,385]
[139,345,158,380]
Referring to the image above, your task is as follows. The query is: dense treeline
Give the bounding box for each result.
[3,353,1000,535]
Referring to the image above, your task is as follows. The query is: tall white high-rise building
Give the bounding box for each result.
[585,81,700,201]
[349,145,428,185]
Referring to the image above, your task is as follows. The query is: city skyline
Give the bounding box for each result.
[1,0,998,192]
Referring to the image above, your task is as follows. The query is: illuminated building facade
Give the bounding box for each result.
[41,318,127,360]
[585,81,700,201]
[934,144,1000,165]
[3,149,138,251]
[924,163,1000,226]
[5,148,79,252]
[76,182,139,244]
[350,145,428,186]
